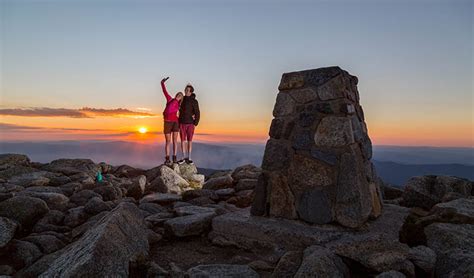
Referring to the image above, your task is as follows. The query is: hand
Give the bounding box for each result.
[161,77,169,83]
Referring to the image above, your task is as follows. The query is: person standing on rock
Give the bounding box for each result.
[161,77,183,165]
[178,83,200,165]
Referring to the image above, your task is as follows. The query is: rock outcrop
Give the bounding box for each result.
[187,264,259,278]
[400,197,473,245]
[0,217,17,248]
[295,245,349,277]
[25,202,149,277]
[0,196,49,232]
[164,212,216,237]
[252,66,383,228]
[400,175,472,210]
[425,223,474,277]
[0,153,267,276]
[146,165,190,194]
[41,158,100,177]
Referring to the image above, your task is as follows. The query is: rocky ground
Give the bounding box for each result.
[0,153,472,277]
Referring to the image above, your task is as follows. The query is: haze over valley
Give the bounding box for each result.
[1,140,472,186]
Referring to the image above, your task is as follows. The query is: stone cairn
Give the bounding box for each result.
[251,66,383,228]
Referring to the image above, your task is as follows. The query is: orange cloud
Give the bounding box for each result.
[0,107,157,118]
[79,107,156,118]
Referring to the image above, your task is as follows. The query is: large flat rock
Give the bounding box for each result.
[42,158,100,177]
[401,175,472,210]
[165,212,216,237]
[140,193,182,204]
[430,198,474,223]
[210,208,346,251]
[209,205,409,252]
[36,202,149,277]
[322,206,414,276]
[188,264,259,278]
[425,223,474,277]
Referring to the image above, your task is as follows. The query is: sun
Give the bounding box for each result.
[138,127,148,134]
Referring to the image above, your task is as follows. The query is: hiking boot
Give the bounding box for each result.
[186,159,194,165]
[177,159,186,165]
[164,157,171,165]
[172,155,178,164]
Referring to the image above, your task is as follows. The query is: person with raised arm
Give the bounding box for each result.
[160,77,183,165]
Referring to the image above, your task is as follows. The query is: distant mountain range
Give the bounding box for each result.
[372,161,473,187]
[1,140,472,186]
[372,145,473,165]
[0,140,263,170]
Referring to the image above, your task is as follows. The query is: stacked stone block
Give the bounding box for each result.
[251,66,383,228]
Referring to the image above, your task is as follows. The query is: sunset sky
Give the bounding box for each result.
[1,0,472,147]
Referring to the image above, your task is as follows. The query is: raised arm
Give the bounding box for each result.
[161,77,172,102]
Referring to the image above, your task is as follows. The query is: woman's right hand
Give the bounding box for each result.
[161,77,169,83]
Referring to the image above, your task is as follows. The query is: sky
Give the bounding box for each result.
[0,0,472,147]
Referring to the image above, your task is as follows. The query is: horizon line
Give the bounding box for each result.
[0,139,473,149]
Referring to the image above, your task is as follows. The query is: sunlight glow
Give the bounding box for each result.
[138,127,148,134]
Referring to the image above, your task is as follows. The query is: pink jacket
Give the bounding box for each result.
[161,81,180,122]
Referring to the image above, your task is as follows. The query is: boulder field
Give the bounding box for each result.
[0,154,264,277]
[0,154,471,277]
[0,67,473,277]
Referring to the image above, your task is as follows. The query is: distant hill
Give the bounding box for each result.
[199,161,474,186]
[373,145,474,165]
[197,167,230,178]
[0,140,263,170]
[1,140,472,186]
[373,160,474,186]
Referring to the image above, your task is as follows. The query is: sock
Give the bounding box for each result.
[188,153,192,160]
[182,142,188,160]
[165,155,170,161]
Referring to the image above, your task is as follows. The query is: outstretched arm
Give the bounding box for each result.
[161,77,172,102]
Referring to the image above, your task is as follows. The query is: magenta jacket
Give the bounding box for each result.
[161,81,180,122]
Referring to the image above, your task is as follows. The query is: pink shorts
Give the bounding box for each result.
[180,124,195,141]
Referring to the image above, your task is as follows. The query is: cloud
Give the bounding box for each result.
[0,107,85,118]
[0,123,43,130]
[136,107,152,111]
[0,107,157,118]
[0,122,133,135]
[0,123,211,134]
[78,107,156,118]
